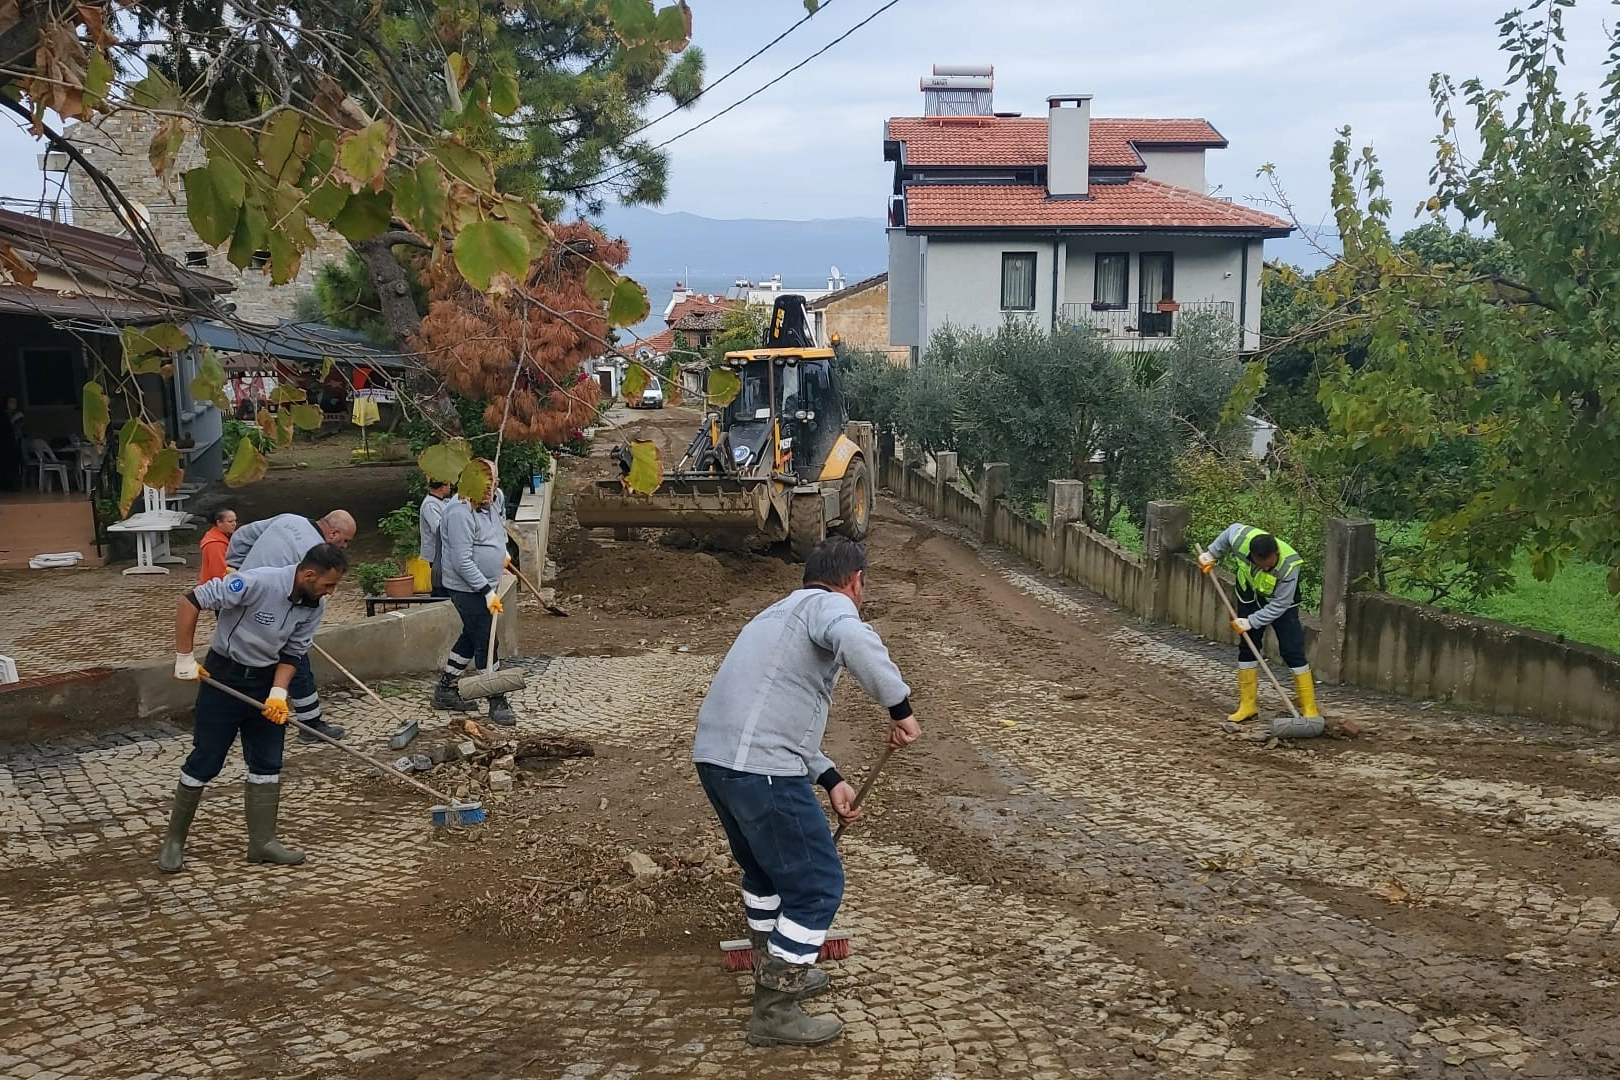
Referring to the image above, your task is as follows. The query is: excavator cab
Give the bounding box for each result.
[576,295,876,560]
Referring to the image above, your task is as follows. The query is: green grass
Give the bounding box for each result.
[1423,555,1620,654]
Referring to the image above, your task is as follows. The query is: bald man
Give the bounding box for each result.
[226,510,359,742]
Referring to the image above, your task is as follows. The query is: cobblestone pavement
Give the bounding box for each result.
[3,498,1619,1077]
[0,564,372,678]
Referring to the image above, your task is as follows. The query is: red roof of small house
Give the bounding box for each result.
[665,294,739,332]
[902,178,1290,234]
[884,116,1227,169]
[638,328,677,354]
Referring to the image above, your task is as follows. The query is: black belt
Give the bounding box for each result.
[205,650,278,679]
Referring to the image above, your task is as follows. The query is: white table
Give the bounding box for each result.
[107,511,195,575]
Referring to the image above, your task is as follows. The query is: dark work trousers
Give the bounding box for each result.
[182,651,287,783]
[697,763,844,965]
[430,562,449,599]
[1236,598,1309,671]
[287,653,323,727]
[444,589,495,675]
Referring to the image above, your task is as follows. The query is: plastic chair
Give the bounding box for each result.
[25,439,70,493]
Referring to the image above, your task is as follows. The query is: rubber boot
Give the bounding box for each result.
[297,717,346,743]
[157,782,203,873]
[750,930,829,1000]
[747,956,843,1048]
[433,673,478,712]
[244,783,306,866]
[1227,666,1260,724]
[487,694,517,727]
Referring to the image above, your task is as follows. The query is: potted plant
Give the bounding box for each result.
[379,503,428,593]
[1156,298,1180,313]
[356,561,415,598]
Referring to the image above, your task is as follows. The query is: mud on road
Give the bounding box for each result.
[3,403,1618,1078]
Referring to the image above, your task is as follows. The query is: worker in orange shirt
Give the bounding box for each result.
[198,508,238,584]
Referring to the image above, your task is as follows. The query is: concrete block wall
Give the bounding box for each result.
[878,455,1616,735]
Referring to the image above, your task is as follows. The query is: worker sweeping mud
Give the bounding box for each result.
[225,509,357,743]
[1198,523,1324,737]
[693,537,922,1047]
[157,543,349,873]
[433,459,520,725]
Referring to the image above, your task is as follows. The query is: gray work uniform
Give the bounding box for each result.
[181,565,325,785]
[221,512,327,726]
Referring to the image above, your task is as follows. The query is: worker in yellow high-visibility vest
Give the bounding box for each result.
[1198,524,1324,738]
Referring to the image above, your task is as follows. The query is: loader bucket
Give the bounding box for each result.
[573,478,769,532]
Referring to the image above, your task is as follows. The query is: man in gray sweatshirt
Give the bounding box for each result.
[433,462,518,725]
[226,510,356,742]
[693,537,921,1048]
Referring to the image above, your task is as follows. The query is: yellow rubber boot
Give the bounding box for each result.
[1227,667,1259,724]
[1293,669,1321,719]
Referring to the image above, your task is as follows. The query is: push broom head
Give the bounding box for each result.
[430,801,487,827]
[719,931,852,970]
[457,666,526,700]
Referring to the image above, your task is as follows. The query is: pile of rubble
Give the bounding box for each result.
[394,716,594,801]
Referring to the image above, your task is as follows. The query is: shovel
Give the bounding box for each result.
[457,603,527,700]
[309,642,424,750]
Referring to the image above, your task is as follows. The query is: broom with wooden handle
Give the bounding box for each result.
[198,673,485,826]
[717,736,898,971]
[456,601,526,700]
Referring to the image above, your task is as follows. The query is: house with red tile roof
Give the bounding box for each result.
[884,68,1291,359]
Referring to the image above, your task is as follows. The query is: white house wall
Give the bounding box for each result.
[921,237,1059,345]
[887,228,926,348]
[1135,150,1208,193]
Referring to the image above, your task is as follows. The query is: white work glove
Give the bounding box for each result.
[1231,617,1252,634]
[1198,552,1216,574]
[484,588,504,615]
[174,652,200,681]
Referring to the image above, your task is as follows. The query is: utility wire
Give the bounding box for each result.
[520,0,835,140]
[581,0,904,192]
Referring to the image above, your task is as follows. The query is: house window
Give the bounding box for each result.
[185,251,208,269]
[1139,252,1174,305]
[20,348,79,408]
[1094,253,1128,309]
[1138,252,1176,337]
[251,250,271,269]
[1000,252,1037,312]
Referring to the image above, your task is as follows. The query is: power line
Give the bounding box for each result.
[580,0,904,193]
[519,0,835,140]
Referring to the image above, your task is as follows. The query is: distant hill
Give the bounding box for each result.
[592,205,889,340]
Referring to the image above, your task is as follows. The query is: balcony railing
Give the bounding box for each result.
[1059,301,1237,347]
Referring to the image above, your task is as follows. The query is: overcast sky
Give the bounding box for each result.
[0,0,1610,242]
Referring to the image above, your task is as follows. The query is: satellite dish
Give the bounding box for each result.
[830,265,840,279]
[114,200,151,232]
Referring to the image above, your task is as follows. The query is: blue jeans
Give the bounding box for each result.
[182,651,287,783]
[697,763,843,964]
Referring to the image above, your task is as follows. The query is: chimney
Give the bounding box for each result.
[1047,94,1092,198]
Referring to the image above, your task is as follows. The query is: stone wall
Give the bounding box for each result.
[879,455,1616,735]
[821,281,910,365]
[63,113,353,323]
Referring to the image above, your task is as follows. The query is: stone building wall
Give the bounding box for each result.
[62,113,353,323]
[821,280,910,365]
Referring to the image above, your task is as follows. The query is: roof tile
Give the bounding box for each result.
[903,178,1290,233]
[885,116,1227,169]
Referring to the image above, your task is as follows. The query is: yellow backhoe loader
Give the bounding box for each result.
[574,296,875,560]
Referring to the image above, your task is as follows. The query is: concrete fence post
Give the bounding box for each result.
[934,452,958,517]
[1319,518,1378,683]
[1046,480,1085,574]
[1143,500,1190,622]
[980,463,1009,544]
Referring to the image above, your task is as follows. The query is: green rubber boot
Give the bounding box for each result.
[746,956,842,1048]
[750,930,829,1000]
[157,782,203,873]
[244,783,306,866]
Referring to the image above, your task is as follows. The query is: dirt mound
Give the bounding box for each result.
[553,529,796,619]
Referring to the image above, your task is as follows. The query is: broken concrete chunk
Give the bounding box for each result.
[624,851,661,879]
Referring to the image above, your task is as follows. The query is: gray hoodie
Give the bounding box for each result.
[692,587,911,784]
[438,497,507,594]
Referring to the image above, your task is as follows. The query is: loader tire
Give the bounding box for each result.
[834,456,873,541]
[788,496,824,562]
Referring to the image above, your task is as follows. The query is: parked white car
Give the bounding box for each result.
[635,384,664,409]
